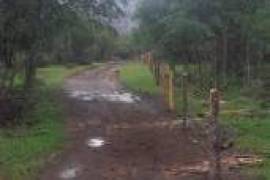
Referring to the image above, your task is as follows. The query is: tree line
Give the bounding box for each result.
[0,0,125,125]
[133,0,270,98]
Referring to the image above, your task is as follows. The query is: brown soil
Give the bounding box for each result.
[39,63,257,180]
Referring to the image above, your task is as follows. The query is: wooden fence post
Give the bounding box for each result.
[168,69,175,111]
[149,53,154,73]
[143,53,147,65]
[148,52,152,70]
[210,89,220,120]
[160,64,166,102]
[209,88,222,180]
[164,73,169,106]
[156,63,175,111]
[165,64,170,107]
[154,61,160,85]
[182,73,188,127]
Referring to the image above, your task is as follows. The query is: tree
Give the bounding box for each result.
[134,0,269,87]
[0,0,125,124]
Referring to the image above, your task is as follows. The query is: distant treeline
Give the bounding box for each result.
[132,0,270,95]
[0,0,125,125]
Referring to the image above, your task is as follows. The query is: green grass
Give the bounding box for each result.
[224,115,270,179]
[37,65,92,86]
[120,62,159,95]
[120,61,270,179]
[0,65,91,180]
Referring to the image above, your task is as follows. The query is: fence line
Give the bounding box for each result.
[142,52,223,177]
[142,52,175,111]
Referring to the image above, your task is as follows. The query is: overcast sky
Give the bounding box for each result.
[113,0,139,34]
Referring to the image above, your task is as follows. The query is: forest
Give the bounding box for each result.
[0,0,269,179]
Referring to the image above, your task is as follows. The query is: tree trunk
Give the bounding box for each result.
[245,40,251,86]
[24,52,36,90]
[222,30,228,86]
[214,38,220,89]
[7,68,17,95]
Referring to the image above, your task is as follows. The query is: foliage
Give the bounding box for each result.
[0,65,89,180]
[225,115,270,179]
[134,0,270,87]
[0,0,125,125]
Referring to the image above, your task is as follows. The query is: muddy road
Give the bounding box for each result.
[39,63,251,180]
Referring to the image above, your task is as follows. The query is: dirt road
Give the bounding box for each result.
[39,63,251,180]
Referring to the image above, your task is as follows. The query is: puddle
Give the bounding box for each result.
[70,91,89,98]
[86,138,105,148]
[60,166,81,179]
[69,90,140,103]
[81,96,94,101]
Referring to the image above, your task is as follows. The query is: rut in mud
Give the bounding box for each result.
[39,63,254,180]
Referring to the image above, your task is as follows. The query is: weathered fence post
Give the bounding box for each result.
[161,64,167,104]
[209,88,222,180]
[182,73,188,128]
[159,64,164,97]
[154,61,160,85]
[165,64,170,108]
[150,53,155,73]
[164,73,169,107]
[168,68,175,111]
[143,53,147,65]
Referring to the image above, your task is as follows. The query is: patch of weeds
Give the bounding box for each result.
[224,115,270,179]
[0,65,91,180]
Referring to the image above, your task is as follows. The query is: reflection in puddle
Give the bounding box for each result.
[69,90,140,103]
[87,138,105,148]
[60,166,80,179]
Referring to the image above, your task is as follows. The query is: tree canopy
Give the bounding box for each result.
[0,0,125,93]
[134,0,270,85]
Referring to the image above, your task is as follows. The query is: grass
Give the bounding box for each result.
[120,62,159,95]
[120,61,270,179]
[224,114,270,179]
[0,65,91,180]
[37,65,92,86]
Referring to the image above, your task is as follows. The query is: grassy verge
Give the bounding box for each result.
[224,114,270,178]
[0,65,91,180]
[120,62,159,95]
[120,61,270,179]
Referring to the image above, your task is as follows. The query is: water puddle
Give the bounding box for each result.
[60,165,81,179]
[86,137,105,148]
[69,90,140,103]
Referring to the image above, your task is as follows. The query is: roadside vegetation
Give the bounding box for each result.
[0,65,91,180]
[0,0,125,179]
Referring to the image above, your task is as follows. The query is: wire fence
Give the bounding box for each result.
[142,52,224,179]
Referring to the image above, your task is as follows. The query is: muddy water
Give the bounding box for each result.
[69,90,140,103]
